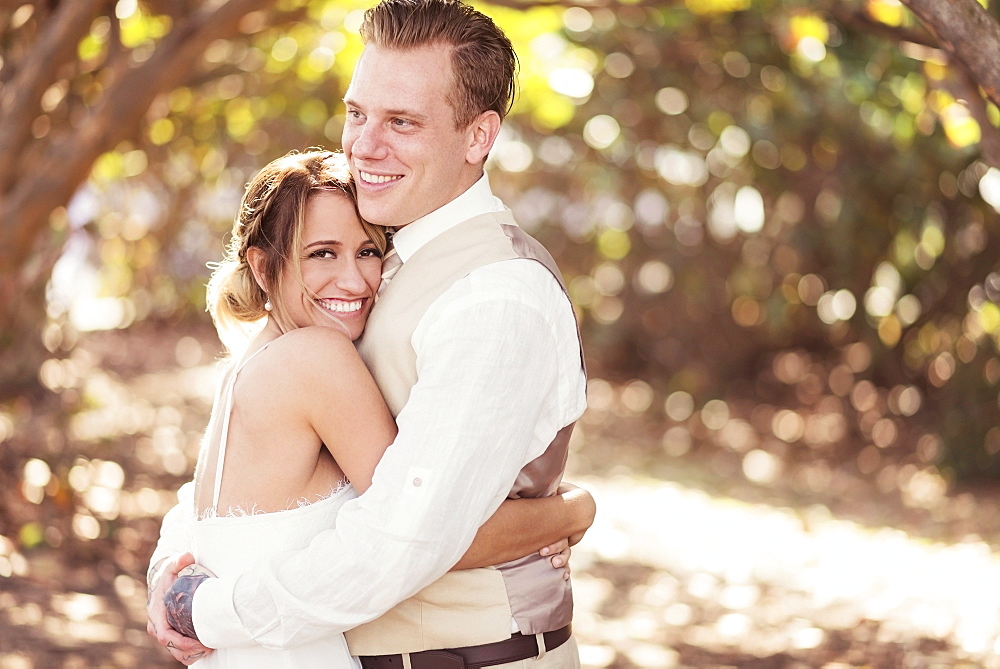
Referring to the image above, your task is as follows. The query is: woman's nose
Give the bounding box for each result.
[337,260,369,293]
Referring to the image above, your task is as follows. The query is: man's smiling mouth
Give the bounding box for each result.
[359,171,402,185]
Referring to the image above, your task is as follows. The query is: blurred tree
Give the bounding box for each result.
[502,0,1000,481]
[4,0,1000,482]
[0,0,298,395]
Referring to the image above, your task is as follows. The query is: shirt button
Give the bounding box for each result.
[412,477,422,487]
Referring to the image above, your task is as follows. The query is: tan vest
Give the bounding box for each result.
[346,210,583,654]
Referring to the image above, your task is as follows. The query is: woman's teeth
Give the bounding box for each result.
[319,299,363,313]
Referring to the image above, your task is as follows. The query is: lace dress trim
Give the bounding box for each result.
[196,477,352,521]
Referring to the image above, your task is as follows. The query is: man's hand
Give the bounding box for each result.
[165,562,216,639]
[147,553,214,665]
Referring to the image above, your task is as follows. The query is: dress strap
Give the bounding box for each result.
[211,343,271,509]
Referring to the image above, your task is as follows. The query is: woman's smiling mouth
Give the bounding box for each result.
[318,298,366,314]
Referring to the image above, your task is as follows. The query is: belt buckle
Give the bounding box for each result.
[412,650,467,669]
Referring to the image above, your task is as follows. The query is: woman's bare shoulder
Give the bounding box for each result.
[256,327,367,385]
[273,325,357,355]
[234,327,368,417]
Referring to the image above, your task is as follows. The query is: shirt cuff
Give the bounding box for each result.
[192,576,256,649]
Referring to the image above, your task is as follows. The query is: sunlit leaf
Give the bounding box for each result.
[866,0,907,27]
[685,0,751,15]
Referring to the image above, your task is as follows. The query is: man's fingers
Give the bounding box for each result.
[175,552,196,570]
[181,649,208,665]
[161,629,212,664]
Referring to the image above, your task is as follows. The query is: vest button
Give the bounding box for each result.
[412,477,422,487]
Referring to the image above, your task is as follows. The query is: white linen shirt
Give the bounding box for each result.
[154,173,587,650]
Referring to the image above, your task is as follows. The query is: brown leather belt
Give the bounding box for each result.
[358,625,572,669]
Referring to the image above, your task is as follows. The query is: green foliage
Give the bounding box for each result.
[24,0,1000,482]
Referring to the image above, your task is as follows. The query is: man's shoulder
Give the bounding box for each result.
[467,257,564,293]
[437,259,572,326]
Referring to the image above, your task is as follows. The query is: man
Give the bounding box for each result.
[148,0,588,665]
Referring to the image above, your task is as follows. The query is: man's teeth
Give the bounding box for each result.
[360,171,401,184]
[320,300,364,313]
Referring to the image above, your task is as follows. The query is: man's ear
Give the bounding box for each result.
[246,247,268,294]
[465,110,502,165]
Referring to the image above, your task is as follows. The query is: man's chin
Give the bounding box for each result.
[359,204,405,229]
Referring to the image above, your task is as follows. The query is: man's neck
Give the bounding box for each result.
[389,172,504,261]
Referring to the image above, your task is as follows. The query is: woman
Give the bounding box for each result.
[148,150,594,666]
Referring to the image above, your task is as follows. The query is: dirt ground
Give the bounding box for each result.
[3,321,1000,668]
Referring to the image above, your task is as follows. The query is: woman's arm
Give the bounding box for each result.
[452,482,596,570]
[302,328,595,572]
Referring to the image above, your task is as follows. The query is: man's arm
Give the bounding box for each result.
[453,482,596,570]
[146,483,215,663]
[182,263,585,650]
[147,481,194,582]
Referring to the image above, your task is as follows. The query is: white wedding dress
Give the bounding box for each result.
[190,347,361,668]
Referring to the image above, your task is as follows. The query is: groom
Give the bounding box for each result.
[149,0,587,665]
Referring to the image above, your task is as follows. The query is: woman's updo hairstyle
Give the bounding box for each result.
[206,150,386,352]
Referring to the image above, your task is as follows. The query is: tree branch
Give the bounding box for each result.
[901,0,1000,110]
[0,0,109,194]
[0,0,275,275]
[829,3,937,49]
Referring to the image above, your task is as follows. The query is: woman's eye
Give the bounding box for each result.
[360,248,383,258]
[312,249,336,259]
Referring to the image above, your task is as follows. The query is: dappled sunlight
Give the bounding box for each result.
[571,475,1000,666]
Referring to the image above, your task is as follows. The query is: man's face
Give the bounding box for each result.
[342,44,480,228]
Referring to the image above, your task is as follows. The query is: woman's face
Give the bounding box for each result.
[277,191,382,340]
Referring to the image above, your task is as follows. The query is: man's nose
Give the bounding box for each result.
[349,122,387,160]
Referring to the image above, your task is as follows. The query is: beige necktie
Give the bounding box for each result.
[377,248,402,297]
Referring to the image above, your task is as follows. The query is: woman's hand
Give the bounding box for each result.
[540,539,573,580]
[556,481,596,545]
[538,481,596,579]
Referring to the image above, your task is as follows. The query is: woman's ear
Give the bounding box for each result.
[246,247,268,294]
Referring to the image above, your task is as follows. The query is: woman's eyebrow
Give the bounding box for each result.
[305,239,343,248]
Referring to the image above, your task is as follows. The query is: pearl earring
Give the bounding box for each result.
[264,300,272,312]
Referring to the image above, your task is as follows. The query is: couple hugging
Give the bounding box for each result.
[145,0,595,666]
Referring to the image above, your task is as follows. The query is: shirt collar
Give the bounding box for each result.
[389,172,505,263]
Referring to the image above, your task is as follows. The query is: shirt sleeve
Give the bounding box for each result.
[192,261,581,650]
[148,480,195,579]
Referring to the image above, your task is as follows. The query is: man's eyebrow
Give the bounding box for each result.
[386,108,429,122]
[342,98,429,122]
